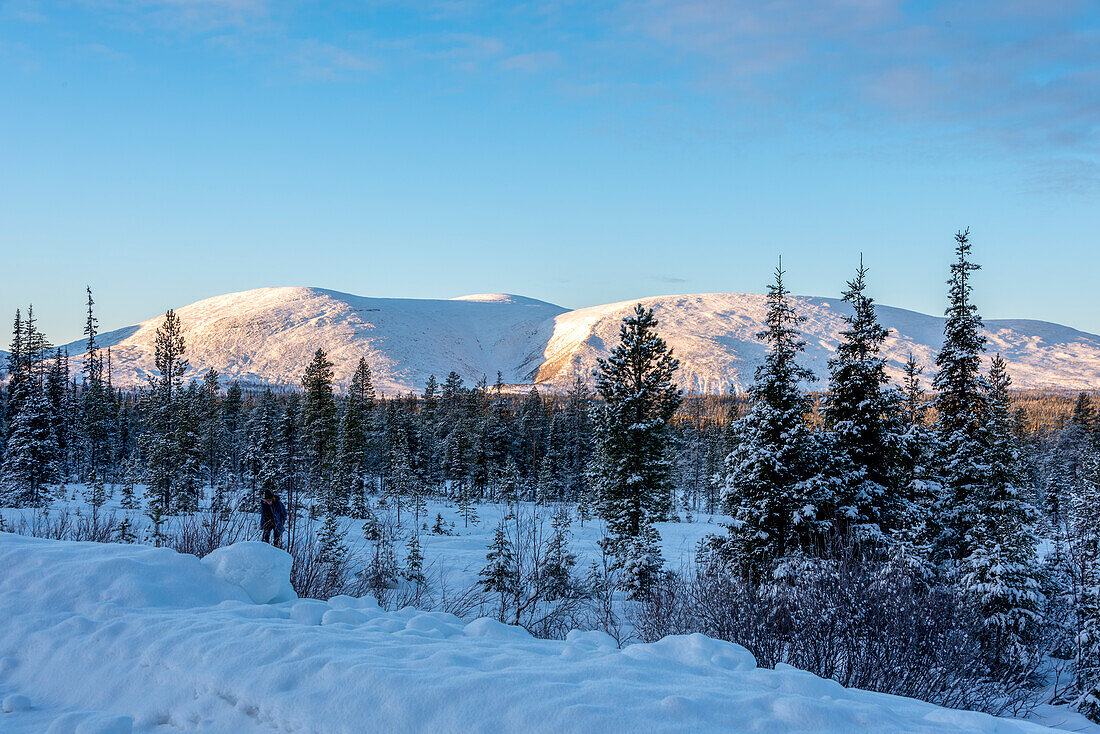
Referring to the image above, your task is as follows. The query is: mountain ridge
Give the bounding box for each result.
[43,286,1100,393]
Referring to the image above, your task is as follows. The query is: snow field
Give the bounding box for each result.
[0,533,1061,734]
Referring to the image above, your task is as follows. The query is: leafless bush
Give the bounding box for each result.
[632,554,1044,716]
[167,506,255,558]
[7,508,123,543]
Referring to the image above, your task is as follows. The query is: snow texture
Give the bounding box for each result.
[0,532,1061,733]
[56,287,1100,392]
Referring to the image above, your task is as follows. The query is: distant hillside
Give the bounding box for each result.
[54,287,1100,393]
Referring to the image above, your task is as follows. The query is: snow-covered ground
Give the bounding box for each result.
[58,286,1100,393]
[0,490,719,604]
[0,532,1073,734]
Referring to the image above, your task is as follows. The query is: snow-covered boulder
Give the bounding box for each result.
[200,542,296,605]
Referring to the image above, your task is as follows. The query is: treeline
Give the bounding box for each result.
[1,234,1099,719]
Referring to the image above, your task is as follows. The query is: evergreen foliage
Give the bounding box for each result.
[591,304,681,594]
[718,264,823,574]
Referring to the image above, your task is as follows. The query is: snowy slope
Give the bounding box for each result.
[535,293,1100,393]
[0,533,1058,734]
[66,288,565,395]
[62,288,1100,392]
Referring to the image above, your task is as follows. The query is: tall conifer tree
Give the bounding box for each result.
[821,260,904,547]
[718,265,823,574]
[592,304,681,594]
[932,229,990,564]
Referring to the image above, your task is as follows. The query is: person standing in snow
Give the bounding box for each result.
[261,488,287,548]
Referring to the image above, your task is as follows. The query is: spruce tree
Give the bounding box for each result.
[317,512,349,590]
[592,304,681,594]
[6,309,25,417]
[480,518,518,619]
[386,430,415,524]
[457,480,479,528]
[960,355,1042,672]
[544,507,577,600]
[1071,442,1100,721]
[718,265,823,575]
[931,229,990,564]
[821,260,904,547]
[302,348,338,512]
[143,309,189,511]
[894,354,937,577]
[403,531,426,588]
[338,358,375,514]
[199,368,225,493]
[81,287,112,482]
[1,388,60,506]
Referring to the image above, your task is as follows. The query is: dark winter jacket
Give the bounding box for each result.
[261,498,287,532]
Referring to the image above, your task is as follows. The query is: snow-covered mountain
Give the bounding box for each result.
[62,287,1100,393]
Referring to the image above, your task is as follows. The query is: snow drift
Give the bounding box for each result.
[60,287,1100,393]
[0,533,1057,733]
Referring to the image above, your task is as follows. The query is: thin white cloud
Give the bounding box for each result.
[500,51,560,72]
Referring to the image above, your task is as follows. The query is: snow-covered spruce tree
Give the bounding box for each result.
[222,380,245,487]
[276,394,304,536]
[931,229,990,566]
[363,506,398,595]
[317,512,349,592]
[171,381,205,512]
[142,309,189,512]
[338,358,375,517]
[563,376,593,503]
[544,506,578,600]
[6,306,53,423]
[403,531,426,588]
[716,265,824,576]
[480,518,519,621]
[247,389,281,494]
[302,348,339,513]
[457,479,480,527]
[821,260,905,549]
[1,387,60,506]
[386,430,416,524]
[591,304,682,595]
[1070,440,1100,721]
[960,356,1042,673]
[199,368,225,495]
[490,457,522,506]
[6,309,26,422]
[892,354,938,578]
[45,348,75,481]
[1047,393,1099,532]
[80,287,112,483]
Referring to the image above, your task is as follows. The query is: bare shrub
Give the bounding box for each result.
[7,508,122,543]
[167,506,254,558]
[632,553,1045,716]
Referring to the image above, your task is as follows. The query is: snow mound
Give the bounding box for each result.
[0,534,1058,733]
[3,694,31,712]
[44,712,133,734]
[0,533,250,612]
[200,542,296,605]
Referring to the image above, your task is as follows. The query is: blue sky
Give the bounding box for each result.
[1,0,1098,344]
